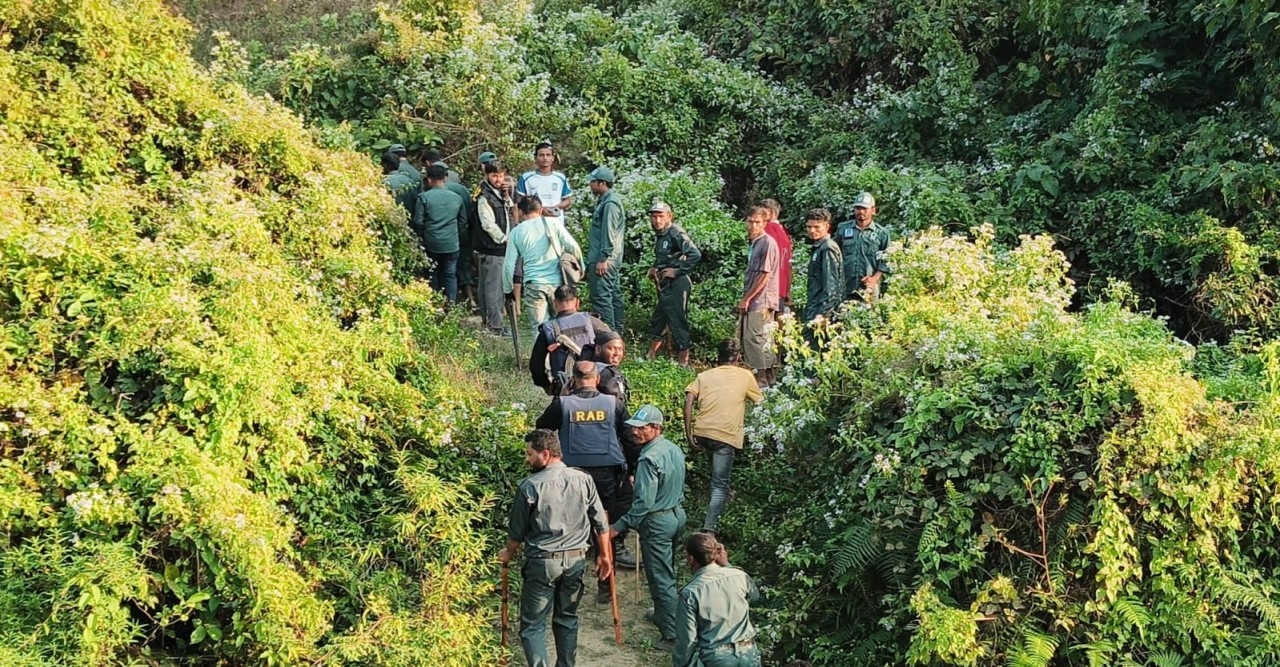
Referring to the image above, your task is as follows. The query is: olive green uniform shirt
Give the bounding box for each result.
[653,225,702,276]
[507,461,609,557]
[611,436,685,532]
[588,190,626,268]
[674,564,760,667]
[413,185,466,254]
[803,235,844,322]
[397,160,423,198]
[383,171,418,218]
[835,220,891,297]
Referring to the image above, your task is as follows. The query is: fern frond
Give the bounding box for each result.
[1111,597,1151,640]
[1144,648,1186,667]
[1005,627,1058,667]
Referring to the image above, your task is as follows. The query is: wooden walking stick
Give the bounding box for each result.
[505,298,522,370]
[603,517,624,645]
[500,563,511,664]
[634,532,642,605]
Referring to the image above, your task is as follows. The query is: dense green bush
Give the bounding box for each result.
[0,1,513,663]
[725,226,1280,665]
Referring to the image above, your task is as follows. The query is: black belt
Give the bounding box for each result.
[529,547,587,559]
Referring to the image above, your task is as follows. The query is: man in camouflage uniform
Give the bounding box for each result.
[645,201,702,367]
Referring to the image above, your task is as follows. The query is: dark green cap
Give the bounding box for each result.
[648,200,672,214]
[478,151,498,165]
[388,144,407,156]
[587,166,615,183]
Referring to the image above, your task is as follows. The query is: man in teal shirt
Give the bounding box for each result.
[380,151,417,219]
[835,192,891,302]
[389,143,422,200]
[503,196,584,329]
[428,155,478,307]
[413,164,466,302]
[608,404,686,642]
[674,533,761,667]
[586,166,626,331]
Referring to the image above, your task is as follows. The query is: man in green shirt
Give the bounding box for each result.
[803,208,844,346]
[673,533,761,667]
[380,151,417,219]
[586,166,626,331]
[645,201,702,367]
[389,143,422,200]
[835,192,890,302]
[413,164,466,302]
[499,429,614,667]
[608,404,687,642]
[426,154,478,308]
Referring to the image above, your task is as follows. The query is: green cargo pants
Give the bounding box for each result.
[638,506,686,640]
[702,642,763,666]
[519,552,586,667]
[647,275,692,351]
[587,266,624,331]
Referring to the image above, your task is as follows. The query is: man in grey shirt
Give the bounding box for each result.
[738,206,780,387]
[499,429,615,667]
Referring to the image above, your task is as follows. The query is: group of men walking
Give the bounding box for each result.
[379,141,894,666]
[381,142,892,379]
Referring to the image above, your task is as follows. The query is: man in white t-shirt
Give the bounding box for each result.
[517,142,573,219]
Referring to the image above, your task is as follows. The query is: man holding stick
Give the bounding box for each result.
[499,429,614,667]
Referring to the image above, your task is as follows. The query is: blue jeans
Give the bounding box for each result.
[698,437,736,532]
[427,251,458,302]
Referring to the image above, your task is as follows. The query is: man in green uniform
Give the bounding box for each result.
[413,164,467,302]
[673,533,762,667]
[835,192,890,302]
[427,152,478,307]
[499,429,614,667]
[380,151,417,218]
[803,208,844,345]
[586,166,626,331]
[389,143,422,199]
[608,404,687,642]
[645,201,702,367]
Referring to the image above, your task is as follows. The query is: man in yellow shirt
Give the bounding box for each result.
[682,340,764,534]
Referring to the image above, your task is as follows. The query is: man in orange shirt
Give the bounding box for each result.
[682,340,764,535]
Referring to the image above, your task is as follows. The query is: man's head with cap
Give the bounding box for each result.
[648,200,673,233]
[625,404,665,444]
[389,143,408,157]
[853,192,877,226]
[478,151,498,165]
[588,166,614,195]
[597,330,625,366]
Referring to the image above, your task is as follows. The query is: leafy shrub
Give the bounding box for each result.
[0,1,505,663]
[730,226,1280,665]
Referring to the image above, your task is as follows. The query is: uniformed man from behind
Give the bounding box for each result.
[835,192,891,301]
[645,201,702,367]
[499,429,614,667]
[529,285,613,396]
[608,404,687,642]
[535,362,640,600]
[380,151,418,219]
[413,164,466,302]
[426,151,477,307]
[673,533,762,667]
[388,143,422,199]
[802,208,844,345]
[586,166,626,331]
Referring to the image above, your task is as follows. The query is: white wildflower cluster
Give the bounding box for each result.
[65,484,131,525]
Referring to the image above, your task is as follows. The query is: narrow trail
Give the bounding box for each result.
[468,323,676,665]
